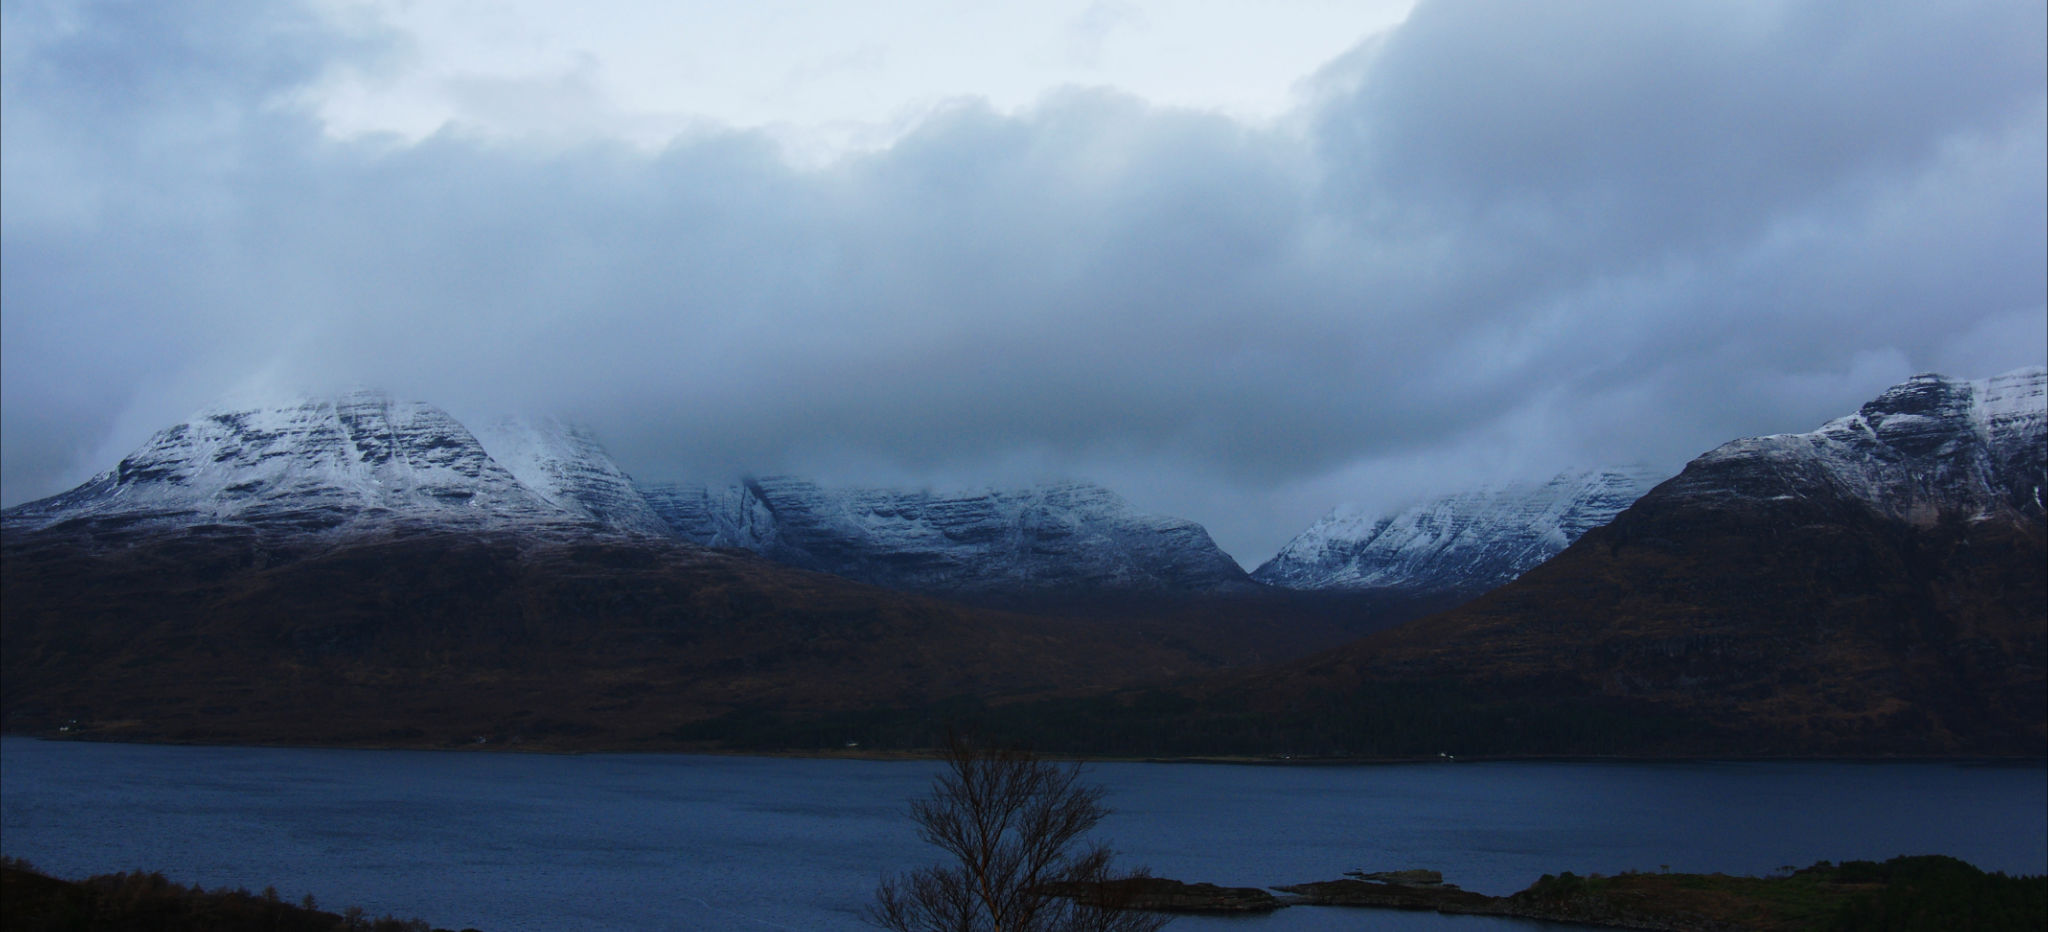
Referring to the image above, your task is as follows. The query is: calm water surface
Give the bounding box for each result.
[2,737,2042,931]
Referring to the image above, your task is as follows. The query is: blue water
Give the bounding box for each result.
[2,738,2041,931]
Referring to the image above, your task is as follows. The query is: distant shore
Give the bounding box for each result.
[8,729,2047,766]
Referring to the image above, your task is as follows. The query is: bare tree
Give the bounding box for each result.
[868,735,1171,932]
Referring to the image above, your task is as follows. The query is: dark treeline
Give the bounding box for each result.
[1515,856,2047,931]
[1822,856,2048,931]
[0,858,471,932]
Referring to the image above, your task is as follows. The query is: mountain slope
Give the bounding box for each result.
[640,476,1255,598]
[0,527,1246,748]
[0,394,1346,748]
[1277,368,2048,755]
[470,416,674,536]
[1253,466,1658,595]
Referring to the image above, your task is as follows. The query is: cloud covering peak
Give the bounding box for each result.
[4,0,2043,565]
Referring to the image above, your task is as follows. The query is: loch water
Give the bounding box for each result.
[2,737,2042,931]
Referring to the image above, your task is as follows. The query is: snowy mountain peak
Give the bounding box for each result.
[1682,368,2046,523]
[1252,466,1661,593]
[4,393,572,536]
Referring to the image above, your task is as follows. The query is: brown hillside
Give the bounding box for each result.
[1,525,1316,749]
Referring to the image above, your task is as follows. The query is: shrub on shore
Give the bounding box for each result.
[0,857,471,932]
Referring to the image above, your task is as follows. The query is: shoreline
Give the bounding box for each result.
[1050,857,2048,931]
[6,731,2045,766]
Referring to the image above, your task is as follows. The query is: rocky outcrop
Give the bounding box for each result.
[1346,868,1448,885]
[1273,878,1495,911]
[1037,877,1285,913]
[1656,368,2045,524]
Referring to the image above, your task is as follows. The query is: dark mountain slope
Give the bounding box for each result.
[0,524,1264,748]
[0,391,1383,749]
[1224,370,2047,755]
[1261,490,2045,755]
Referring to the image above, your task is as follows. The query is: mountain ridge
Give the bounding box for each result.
[1212,368,2048,756]
[3,392,1256,600]
[642,475,1256,598]
[6,369,2040,756]
[712,368,2047,758]
[1252,465,1660,596]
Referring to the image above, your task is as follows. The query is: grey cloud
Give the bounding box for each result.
[1324,0,2042,230]
[2,0,2042,566]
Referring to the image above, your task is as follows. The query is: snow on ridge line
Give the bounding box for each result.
[1732,369,2042,459]
[1667,368,2046,527]
[1746,369,2045,445]
[638,474,1251,593]
[1252,466,1660,593]
[1974,367,2048,428]
[1,392,595,535]
[6,394,1249,593]
[467,415,674,536]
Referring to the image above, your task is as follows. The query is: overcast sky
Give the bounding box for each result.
[3,0,2044,567]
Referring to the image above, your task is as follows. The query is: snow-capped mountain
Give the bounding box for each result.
[1661,368,2046,523]
[471,416,674,537]
[640,476,1254,596]
[1,391,584,537]
[1251,369,2047,600]
[4,392,1255,598]
[1252,467,1661,595]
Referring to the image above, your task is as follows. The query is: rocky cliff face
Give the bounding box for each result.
[1659,368,2045,524]
[641,476,1254,597]
[635,482,777,550]
[1253,467,1659,597]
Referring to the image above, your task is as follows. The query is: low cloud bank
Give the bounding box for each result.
[4,0,2042,563]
